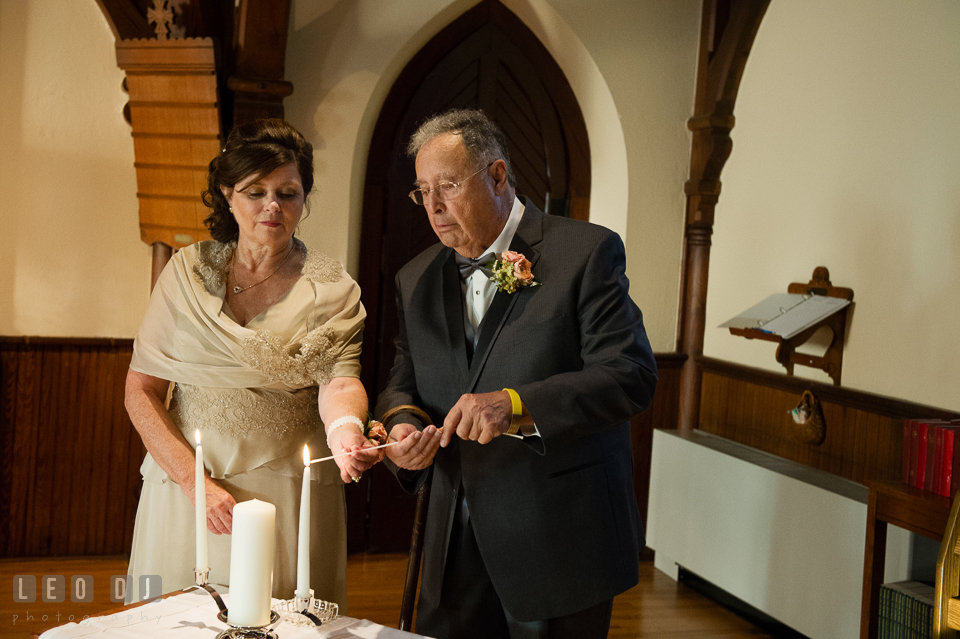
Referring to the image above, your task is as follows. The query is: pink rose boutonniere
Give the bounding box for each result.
[363,413,388,462]
[487,250,541,294]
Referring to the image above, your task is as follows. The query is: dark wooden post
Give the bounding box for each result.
[150,242,173,291]
[228,0,293,125]
[677,0,769,434]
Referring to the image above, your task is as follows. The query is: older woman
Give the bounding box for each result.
[125,119,378,606]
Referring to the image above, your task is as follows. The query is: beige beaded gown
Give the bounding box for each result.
[125,240,364,608]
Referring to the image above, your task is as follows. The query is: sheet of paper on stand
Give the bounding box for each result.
[719,293,850,339]
[37,590,433,639]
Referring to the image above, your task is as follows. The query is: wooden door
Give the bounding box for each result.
[350,0,590,553]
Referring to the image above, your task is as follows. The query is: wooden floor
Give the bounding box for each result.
[2,553,780,638]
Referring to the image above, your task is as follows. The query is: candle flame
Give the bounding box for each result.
[303,444,310,466]
[195,429,201,447]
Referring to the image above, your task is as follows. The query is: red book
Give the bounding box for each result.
[921,420,955,493]
[924,424,938,492]
[932,422,960,495]
[916,421,929,489]
[909,421,920,487]
[934,427,945,495]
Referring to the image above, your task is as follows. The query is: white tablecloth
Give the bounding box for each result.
[38,590,429,639]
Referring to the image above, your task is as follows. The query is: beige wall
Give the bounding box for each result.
[285,0,700,352]
[703,0,960,411]
[1,0,698,347]
[0,0,149,338]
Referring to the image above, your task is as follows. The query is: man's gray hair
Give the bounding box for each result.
[407,109,517,188]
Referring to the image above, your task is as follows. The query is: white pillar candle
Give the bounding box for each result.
[195,430,208,571]
[295,444,311,599]
[228,499,276,627]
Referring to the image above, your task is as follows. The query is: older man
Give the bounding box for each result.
[375,109,657,639]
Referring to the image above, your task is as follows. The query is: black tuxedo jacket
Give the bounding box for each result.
[375,198,658,621]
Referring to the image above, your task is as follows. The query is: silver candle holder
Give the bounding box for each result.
[185,569,338,633]
[215,609,282,639]
[184,566,232,633]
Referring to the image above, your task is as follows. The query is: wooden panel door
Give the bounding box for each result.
[352,1,590,553]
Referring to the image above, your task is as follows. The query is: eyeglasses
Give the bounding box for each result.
[408,162,494,206]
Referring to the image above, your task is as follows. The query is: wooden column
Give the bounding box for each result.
[150,241,172,291]
[677,0,769,434]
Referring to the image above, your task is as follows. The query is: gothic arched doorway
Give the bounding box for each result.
[350,0,590,552]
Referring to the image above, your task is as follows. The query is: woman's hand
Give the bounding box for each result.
[184,475,236,534]
[203,477,236,535]
[126,370,239,530]
[327,425,383,484]
[318,376,380,484]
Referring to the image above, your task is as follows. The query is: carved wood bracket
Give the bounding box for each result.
[115,37,221,249]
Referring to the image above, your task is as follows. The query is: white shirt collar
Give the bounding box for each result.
[481,195,524,258]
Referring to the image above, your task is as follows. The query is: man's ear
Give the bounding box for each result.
[490,159,510,195]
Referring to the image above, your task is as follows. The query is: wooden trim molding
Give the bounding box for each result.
[699,356,960,421]
[696,356,959,486]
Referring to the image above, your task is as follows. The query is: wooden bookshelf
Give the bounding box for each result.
[861,480,952,639]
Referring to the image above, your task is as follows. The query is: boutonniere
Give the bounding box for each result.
[487,251,541,294]
[364,413,388,446]
[363,413,389,462]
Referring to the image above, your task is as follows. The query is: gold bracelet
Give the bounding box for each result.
[502,388,522,436]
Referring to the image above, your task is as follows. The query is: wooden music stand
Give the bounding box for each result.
[728,266,854,385]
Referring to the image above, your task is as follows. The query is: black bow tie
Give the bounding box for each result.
[455,252,495,280]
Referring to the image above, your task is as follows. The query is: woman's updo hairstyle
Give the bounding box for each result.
[202,119,314,243]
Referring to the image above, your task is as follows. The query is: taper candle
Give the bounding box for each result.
[195,430,208,571]
[227,499,276,627]
[295,444,311,599]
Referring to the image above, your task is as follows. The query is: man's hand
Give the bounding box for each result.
[386,422,442,470]
[441,391,512,447]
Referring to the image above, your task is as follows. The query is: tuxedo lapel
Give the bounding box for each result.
[440,250,470,384]
[465,204,543,391]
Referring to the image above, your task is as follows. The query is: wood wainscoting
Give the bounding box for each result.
[0,337,143,558]
[0,340,683,558]
[697,356,960,485]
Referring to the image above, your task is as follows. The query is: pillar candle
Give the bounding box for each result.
[295,445,311,599]
[227,499,276,627]
[195,430,208,571]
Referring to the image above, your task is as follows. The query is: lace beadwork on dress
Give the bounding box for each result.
[241,326,338,387]
[163,383,336,482]
[191,238,343,295]
[186,239,351,387]
[192,241,234,292]
[170,383,320,439]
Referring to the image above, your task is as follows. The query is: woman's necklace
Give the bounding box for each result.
[231,242,296,295]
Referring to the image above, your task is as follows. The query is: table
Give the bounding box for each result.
[860,480,952,639]
[36,588,429,638]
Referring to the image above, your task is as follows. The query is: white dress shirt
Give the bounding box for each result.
[461,196,538,437]
[463,196,524,331]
